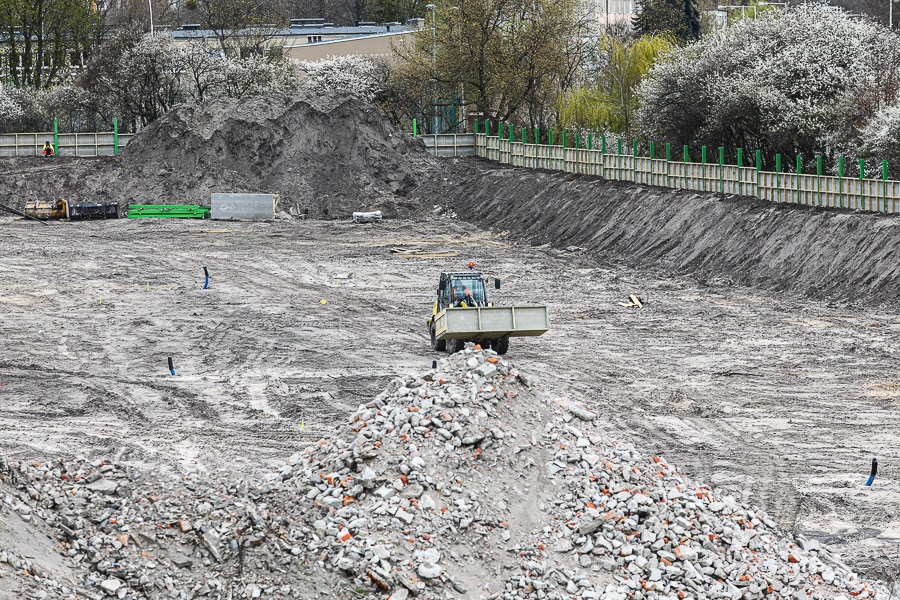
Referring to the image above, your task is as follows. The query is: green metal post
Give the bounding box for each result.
[756,150,762,171]
[860,158,865,180]
[838,157,844,209]
[737,148,743,196]
[816,156,823,207]
[113,117,119,155]
[684,145,689,190]
[618,138,623,155]
[474,119,479,134]
[588,133,593,150]
[776,154,782,203]
[632,139,638,156]
[796,155,802,204]
[632,139,638,183]
[649,141,655,160]
[536,128,540,144]
[602,135,607,153]
[522,128,526,144]
[575,133,580,149]
[53,118,59,155]
[549,130,553,146]
[719,147,724,194]
[737,148,743,167]
[883,160,889,213]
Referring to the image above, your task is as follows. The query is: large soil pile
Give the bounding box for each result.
[0,95,436,219]
[0,348,886,600]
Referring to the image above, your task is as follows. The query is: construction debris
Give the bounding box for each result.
[353,210,383,223]
[0,348,886,600]
[390,247,460,258]
[126,205,211,219]
[619,294,645,308]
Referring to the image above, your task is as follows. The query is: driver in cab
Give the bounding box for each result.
[452,282,477,307]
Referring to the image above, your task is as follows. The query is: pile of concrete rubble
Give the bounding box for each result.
[0,347,887,599]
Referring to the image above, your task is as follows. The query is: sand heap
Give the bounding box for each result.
[0,348,887,599]
[1,95,436,219]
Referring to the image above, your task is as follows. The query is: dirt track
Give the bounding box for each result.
[1,214,899,580]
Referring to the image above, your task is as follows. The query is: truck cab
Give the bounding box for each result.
[437,272,490,310]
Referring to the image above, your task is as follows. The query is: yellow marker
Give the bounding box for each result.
[319,299,327,305]
[146,282,150,291]
[99,296,102,305]
[301,418,305,427]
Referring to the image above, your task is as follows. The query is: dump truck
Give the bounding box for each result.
[428,270,550,355]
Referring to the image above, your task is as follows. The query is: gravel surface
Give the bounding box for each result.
[0,216,899,594]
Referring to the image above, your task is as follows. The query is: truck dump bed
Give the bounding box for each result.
[434,305,550,340]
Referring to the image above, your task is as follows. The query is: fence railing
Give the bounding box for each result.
[420,134,475,158]
[0,131,135,157]
[471,131,900,214]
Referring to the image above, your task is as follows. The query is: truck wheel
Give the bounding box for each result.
[430,326,446,351]
[495,337,509,355]
[448,338,465,353]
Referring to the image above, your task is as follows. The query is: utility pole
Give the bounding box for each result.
[149,0,155,34]
[426,4,438,134]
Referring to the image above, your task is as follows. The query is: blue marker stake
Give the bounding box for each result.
[168,357,177,376]
[203,267,210,290]
[866,458,878,486]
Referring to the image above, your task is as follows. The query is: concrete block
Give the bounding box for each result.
[211,193,276,220]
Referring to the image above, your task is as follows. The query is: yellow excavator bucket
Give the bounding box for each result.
[23,199,67,220]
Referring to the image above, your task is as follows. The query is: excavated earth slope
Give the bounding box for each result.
[0,348,887,600]
[423,160,900,308]
[0,95,435,219]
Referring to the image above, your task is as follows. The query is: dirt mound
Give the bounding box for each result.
[0,95,437,219]
[422,160,900,307]
[0,348,887,599]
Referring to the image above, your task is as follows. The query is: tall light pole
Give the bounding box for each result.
[426,3,437,134]
[149,0,155,34]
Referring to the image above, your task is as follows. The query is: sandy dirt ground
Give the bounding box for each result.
[1,215,898,581]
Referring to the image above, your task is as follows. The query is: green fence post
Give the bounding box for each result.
[683,145,690,190]
[838,156,845,209]
[575,132,580,150]
[536,128,540,144]
[816,156,823,207]
[796,155,802,204]
[632,139,638,156]
[883,160,889,213]
[522,127,526,144]
[618,138,623,155]
[588,133,593,150]
[602,135,607,153]
[649,141,655,160]
[737,148,743,196]
[53,118,59,155]
[549,130,554,146]
[113,117,119,156]
[776,154,782,203]
[737,148,743,167]
[632,139,638,183]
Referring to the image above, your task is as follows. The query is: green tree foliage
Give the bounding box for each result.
[391,0,589,132]
[0,0,101,87]
[558,33,672,134]
[633,0,700,42]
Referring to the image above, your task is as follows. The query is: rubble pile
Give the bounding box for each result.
[0,347,888,599]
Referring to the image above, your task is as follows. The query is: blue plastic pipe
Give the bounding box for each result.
[203,266,209,290]
[866,458,878,486]
[168,357,176,376]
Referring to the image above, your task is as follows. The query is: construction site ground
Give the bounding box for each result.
[1,215,898,581]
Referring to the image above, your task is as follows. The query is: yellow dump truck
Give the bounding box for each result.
[428,271,550,355]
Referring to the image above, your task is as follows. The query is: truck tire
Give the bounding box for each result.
[430,325,446,351]
[494,337,509,355]
[448,338,466,353]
